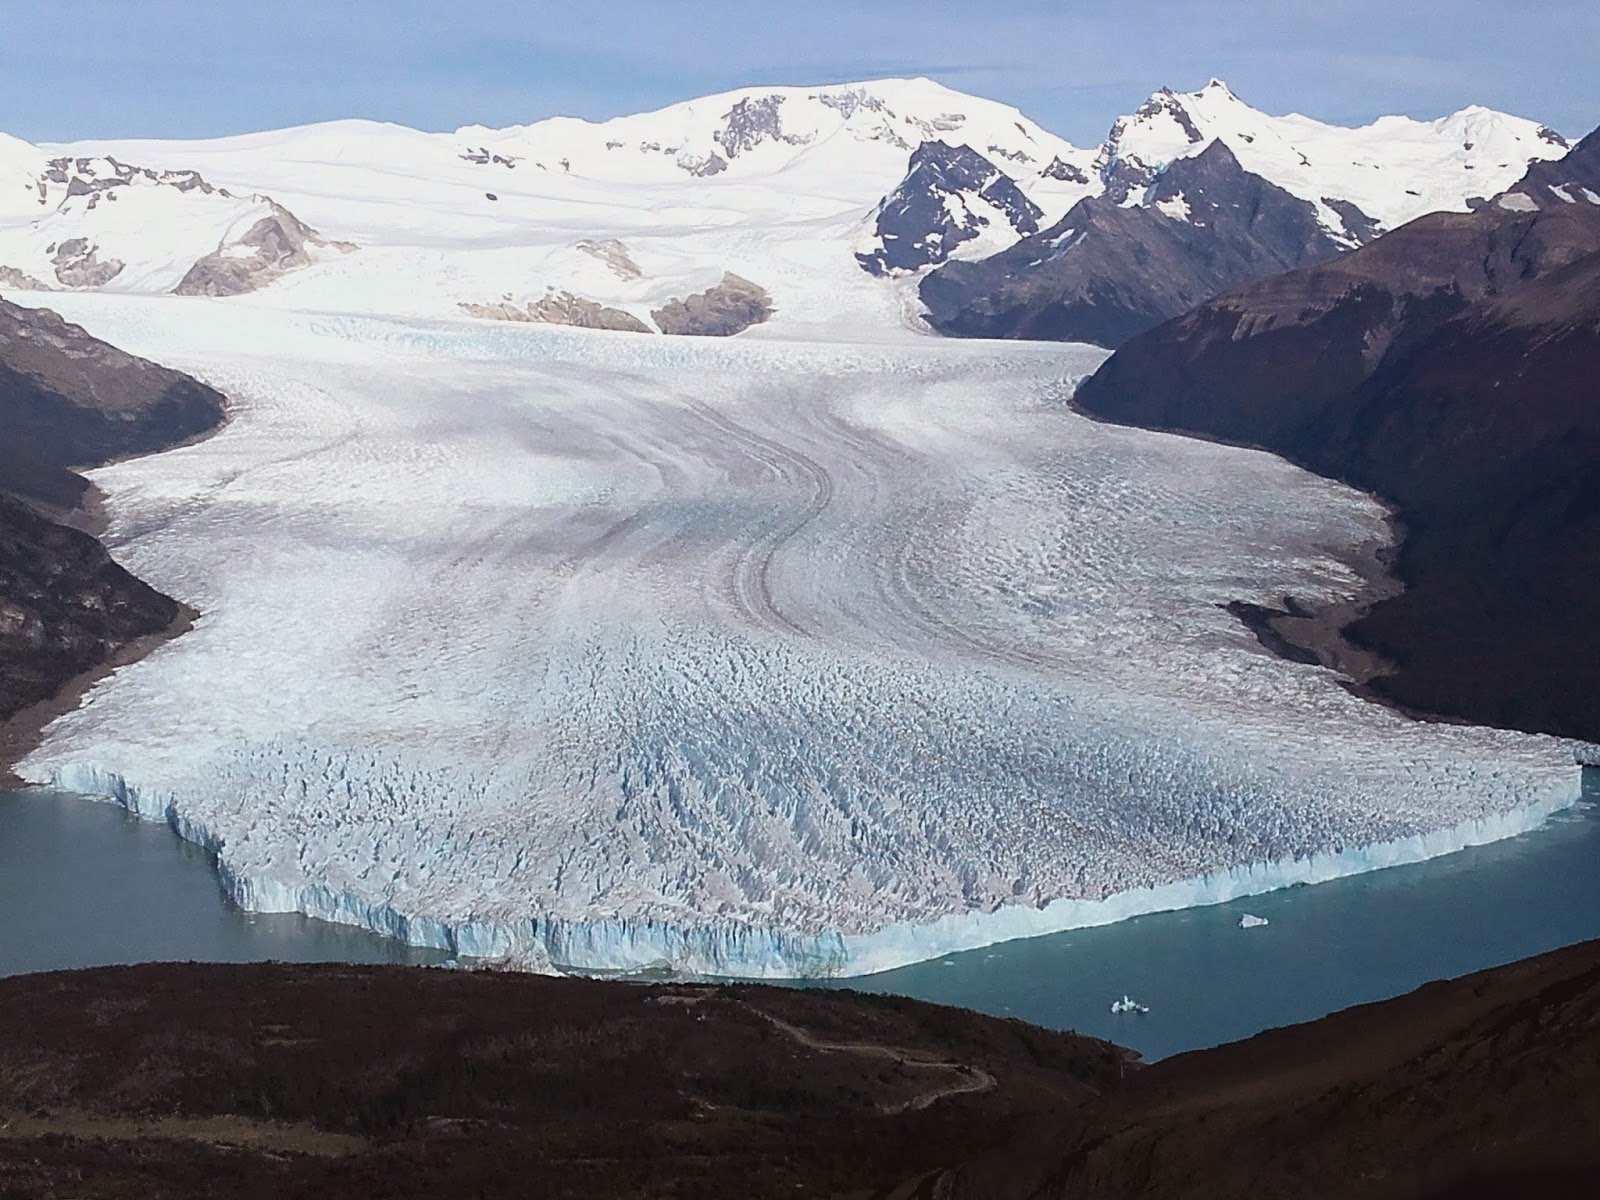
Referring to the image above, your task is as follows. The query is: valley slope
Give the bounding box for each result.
[1075,127,1600,742]
[0,296,226,777]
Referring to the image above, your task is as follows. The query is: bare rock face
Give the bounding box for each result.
[858,141,1044,276]
[922,140,1343,347]
[0,266,51,291]
[1042,155,1090,184]
[460,290,651,333]
[714,95,809,160]
[50,237,124,288]
[576,238,643,280]
[174,202,350,298]
[0,492,181,722]
[651,273,773,336]
[0,297,227,507]
[677,152,729,178]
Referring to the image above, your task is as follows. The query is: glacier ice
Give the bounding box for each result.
[1239,913,1269,929]
[14,294,1583,979]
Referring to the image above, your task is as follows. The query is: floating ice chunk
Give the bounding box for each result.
[1239,913,1270,929]
[1110,995,1149,1015]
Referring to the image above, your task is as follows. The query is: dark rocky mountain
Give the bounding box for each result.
[857,140,1044,276]
[0,294,225,749]
[0,298,225,509]
[0,491,181,731]
[920,140,1346,347]
[5,938,1600,1197]
[1074,128,1600,741]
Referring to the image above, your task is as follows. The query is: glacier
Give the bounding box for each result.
[15,293,1583,979]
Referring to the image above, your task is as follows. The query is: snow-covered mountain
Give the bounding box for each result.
[916,81,1573,346]
[0,138,342,296]
[0,77,1570,341]
[1095,80,1568,244]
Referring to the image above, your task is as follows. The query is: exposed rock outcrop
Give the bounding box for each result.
[50,237,124,288]
[0,297,227,507]
[857,140,1043,276]
[651,272,773,336]
[0,265,51,291]
[0,491,181,724]
[921,140,1344,347]
[576,237,642,280]
[175,202,350,297]
[1074,127,1600,740]
[460,290,651,333]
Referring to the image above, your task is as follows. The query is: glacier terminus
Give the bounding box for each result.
[14,296,1579,977]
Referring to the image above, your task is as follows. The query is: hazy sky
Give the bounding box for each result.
[5,1,1594,144]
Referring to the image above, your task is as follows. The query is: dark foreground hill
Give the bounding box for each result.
[922,935,1600,1200]
[1074,127,1600,741]
[0,963,1127,1199]
[0,296,225,766]
[4,941,1600,1198]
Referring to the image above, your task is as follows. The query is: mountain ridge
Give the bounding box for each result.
[0,77,1562,342]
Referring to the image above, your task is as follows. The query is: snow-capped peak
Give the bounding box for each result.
[1095,80,1568,242]
[460,77,1090,189]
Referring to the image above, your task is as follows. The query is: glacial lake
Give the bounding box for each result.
[4,776,1598,1061]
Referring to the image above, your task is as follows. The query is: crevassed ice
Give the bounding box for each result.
[19,294,1581,978]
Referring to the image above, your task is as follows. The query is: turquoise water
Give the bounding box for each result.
[817,770,1600,1059]
[0,789,446,976]
[4,777,1598,1060]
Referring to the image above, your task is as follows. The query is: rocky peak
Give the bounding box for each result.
[1096,89,1208,203]
[714,95,810,159]
[857,141,1043,276]
[1504,125,1600,210]
[175,201,350,298]
[41,156,228,206]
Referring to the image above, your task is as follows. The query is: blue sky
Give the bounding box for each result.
[5,1,1594,144]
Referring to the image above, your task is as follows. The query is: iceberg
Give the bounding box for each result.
[1110,995,1149,1015]
[1239,913,1270,929]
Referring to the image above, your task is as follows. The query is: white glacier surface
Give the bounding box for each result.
[15,293,1582,978]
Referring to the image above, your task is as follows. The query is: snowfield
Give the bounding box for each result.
[17,294,1581,976]
[17,76,1562,335]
